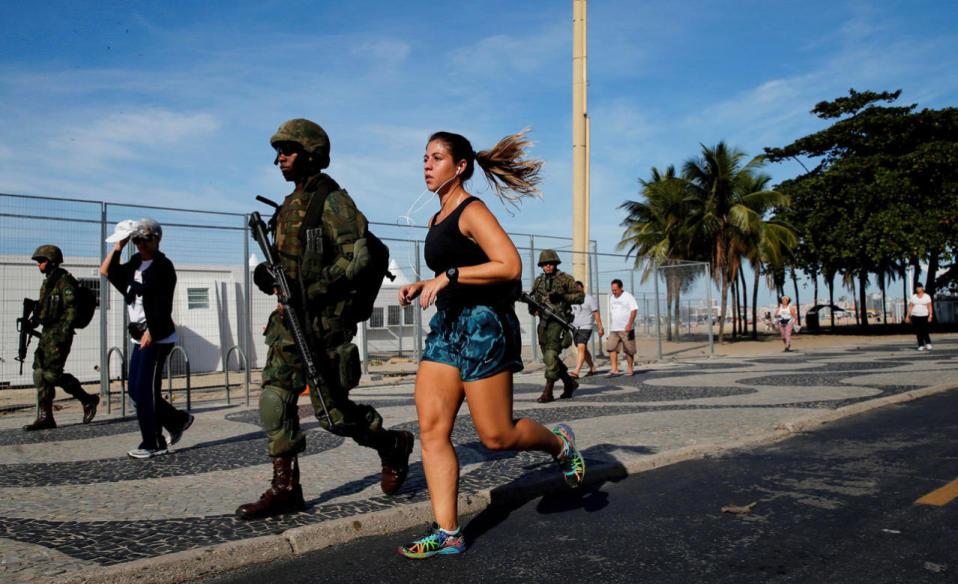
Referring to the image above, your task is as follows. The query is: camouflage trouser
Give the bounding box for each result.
[259,310,385,457]
[537,320,572,381]
[32,330,91,406]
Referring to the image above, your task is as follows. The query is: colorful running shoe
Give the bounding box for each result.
[398,522,466,559]
[553,423,585,488]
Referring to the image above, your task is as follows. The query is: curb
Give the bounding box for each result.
[55,382,957,584]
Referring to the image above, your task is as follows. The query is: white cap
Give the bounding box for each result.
[105,219,142,243]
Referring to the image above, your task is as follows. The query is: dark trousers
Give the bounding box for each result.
[912,315,931,347]
[128,342,187,450]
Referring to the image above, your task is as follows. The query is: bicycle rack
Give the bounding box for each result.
[165,346,192,411]
[223,345,250,406]
[105,346,128,415]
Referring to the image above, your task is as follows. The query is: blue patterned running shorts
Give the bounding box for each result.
[422,304,524,382]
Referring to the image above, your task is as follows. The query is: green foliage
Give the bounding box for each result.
[765,89,958,304]
[619,143,795,341]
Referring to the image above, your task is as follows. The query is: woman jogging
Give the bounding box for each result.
[397,130,585,558]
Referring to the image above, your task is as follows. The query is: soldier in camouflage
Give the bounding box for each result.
[236,119,414,519]
[23,245,99,431]
[529,250,584,403]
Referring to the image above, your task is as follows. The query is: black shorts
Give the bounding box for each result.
[573,328,593,346]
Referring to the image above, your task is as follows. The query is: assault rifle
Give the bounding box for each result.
[16,298,40,375]
[520,291,577,334]
[249,206,334,428]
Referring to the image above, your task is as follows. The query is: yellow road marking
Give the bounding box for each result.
[915,478,958,506]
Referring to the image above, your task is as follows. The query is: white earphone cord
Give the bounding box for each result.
[397,168,462,279]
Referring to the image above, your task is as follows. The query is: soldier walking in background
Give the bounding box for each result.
[23,245,99,431]
[529,250,583,402]
[236,119,414,519]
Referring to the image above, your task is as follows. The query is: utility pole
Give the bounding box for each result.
[572,0,590,285]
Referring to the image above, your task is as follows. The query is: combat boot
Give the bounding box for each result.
[82,394,100,424]
[537,380,556,403]
[235,455,305,520]
[380,430,415,495]
[559,372,579,399]
[23,402,57,431]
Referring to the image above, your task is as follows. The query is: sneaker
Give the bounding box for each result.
[169,414,194,446]
[917,346,926,351]
[398,522,466,559]
[127,447,169,459]
[553,423,585,488]
[925,344,933,350]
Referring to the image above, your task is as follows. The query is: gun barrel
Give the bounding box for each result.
[520,292,577,334]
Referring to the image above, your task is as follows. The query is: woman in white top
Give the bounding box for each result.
[775,296,799,352]
[905,284,934,350]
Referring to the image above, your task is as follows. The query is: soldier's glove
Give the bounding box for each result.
[253,262,276,295]
[548,292,563,303]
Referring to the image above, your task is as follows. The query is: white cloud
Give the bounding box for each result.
[450,20,567,78]
[48,110,220,170]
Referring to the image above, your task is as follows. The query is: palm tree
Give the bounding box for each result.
[618,166,699,340]
[683,142,783,343]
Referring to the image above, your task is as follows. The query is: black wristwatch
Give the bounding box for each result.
[445,267,459,284]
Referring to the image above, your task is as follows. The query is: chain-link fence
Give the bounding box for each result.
[1,193,713,416]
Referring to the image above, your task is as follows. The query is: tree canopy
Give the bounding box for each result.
[765,90,958,322]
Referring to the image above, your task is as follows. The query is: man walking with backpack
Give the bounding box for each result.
[23,245,99,431]
[236,119,414,519]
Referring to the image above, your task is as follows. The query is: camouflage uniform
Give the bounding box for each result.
[28,246,98,429]
[239,119,411,520]
[530,251,584,382]
[260,173,387,456]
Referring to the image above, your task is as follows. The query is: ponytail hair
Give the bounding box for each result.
[428,128,543,207]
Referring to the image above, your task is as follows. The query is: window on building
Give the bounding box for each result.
[187,287,210,310]
[403,304,416,325]
[369,306,385,329]
[387,305,401,326]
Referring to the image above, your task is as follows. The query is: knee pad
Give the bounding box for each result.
[258,385,297,434]
[33,368,58,387]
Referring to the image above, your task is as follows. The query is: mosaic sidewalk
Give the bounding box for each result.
[1,336,955,583]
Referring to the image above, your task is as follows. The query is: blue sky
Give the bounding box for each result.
[2,1,956,301]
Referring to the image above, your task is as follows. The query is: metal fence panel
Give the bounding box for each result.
[1,193,712,414]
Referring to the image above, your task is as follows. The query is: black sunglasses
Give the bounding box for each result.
[132,234,155,244]
[274,142,303,157]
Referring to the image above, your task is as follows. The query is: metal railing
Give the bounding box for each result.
[1,192,715,415]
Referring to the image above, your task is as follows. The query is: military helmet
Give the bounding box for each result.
[271,118,330,169]
[538,249,561,266]
[32,244,63,264]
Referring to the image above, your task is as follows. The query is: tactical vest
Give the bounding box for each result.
[275,173,392,323]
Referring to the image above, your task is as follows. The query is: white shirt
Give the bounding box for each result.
[909,293,932,317]
[571,294,599,329]
[127,259,178,345]
[775,304,794,322]
[609,291,638,331]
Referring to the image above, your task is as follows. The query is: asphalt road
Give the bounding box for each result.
[194,390,958,584]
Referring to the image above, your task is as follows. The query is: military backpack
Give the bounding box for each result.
[72,281,98,329]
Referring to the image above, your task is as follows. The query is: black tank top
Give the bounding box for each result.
[424,196,520,310]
